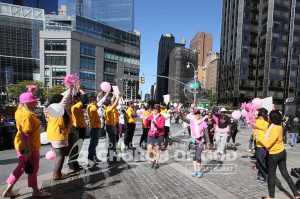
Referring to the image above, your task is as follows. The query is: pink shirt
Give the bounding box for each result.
[145,113,165,137]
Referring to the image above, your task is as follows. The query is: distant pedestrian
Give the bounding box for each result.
[215,108,231,155]
[3,92,50,198]
[204,112,216,150]
[125,101,137,150]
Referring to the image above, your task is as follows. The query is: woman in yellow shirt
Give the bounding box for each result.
[3,92,50,198]
[254,110,300,199]
[253,108,269,183]
[46,94,72,180]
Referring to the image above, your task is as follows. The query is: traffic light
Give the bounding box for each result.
[140,74,145,84]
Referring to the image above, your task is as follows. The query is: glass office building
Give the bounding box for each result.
[0,0,58,14]
[66,0,134,32]
[219,0,300,109]
[0,3,44,98]
[41,15,140,99]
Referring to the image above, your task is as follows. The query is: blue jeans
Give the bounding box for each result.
[290,133,298,146]
[88,128,100,160]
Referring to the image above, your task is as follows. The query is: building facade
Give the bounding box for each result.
[150,83,156,101]
[144,93,150,101]
[0,3,44,99]
[219,0,300,109]
[204,52,219,93]
[156,34,185,102]
[190,32,213,84]
[0,0,58,14]
[40,15,140,100]
[66,0,134,32]
[168,47,198,105]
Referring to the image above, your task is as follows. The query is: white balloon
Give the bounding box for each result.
[47,103,64,118]
[40,132,49,145]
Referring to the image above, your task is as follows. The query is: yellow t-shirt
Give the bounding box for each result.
[256,125,285,154]
[126,107,136,124]
[14,107,41,151]
[105,106,114,126]
[161,108,168,114]
[254,119,269,148]
[46,116,68,141]
[71,101,86,128]
[142,110,152,128]
[113,107,119,125]
[87,104,101,128]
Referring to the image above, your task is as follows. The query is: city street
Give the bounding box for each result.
[0,120,299,199]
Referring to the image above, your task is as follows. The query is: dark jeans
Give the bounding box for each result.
[256,147,268,181]
[227,130,238,144]
[78,127,86,140]
[88,128,100,160]
[106,125,115,157]
[115,124,119,143]
[68,126,82,169]
[164,126,170,147]
[140,128,149,147]
[54,147,68,173]
[249,134,255,150]
[125,123,136,148]
[268,150,299,198]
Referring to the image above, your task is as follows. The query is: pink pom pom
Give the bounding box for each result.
[26,84,38,92]
[46,150,56,160]
[252,98,263,109]
[64,73,79,88]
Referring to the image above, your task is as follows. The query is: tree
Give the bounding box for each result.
[8,80,45,102]
[45,85,66,101]
[207,92,217,104]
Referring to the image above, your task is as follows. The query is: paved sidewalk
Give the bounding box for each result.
[0,122,299,199]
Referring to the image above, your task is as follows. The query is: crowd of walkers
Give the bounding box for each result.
[2,83,300,199]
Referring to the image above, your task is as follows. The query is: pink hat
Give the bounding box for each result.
[19,92,39,103]
[220,107,227,112]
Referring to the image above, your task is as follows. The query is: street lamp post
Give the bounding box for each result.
[187,62,198,105]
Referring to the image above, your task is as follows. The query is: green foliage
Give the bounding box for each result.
[7,80,45,101]
[45,85,66,101]
[206,92,218,103]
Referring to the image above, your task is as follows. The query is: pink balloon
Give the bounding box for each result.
[241,109,247,117]
[100,82,111,93]
[136,109,141,116]
[46,150,56,160]
[232,110,241,120]
[252,98,263,109]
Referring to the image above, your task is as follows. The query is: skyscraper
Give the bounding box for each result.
[219,0,300,109]
[204,52,219,93]
[190,32,213,84]
[0,0,58,14]
[156,34,184,102]
[0,3,44,98]
[66,0,134,32]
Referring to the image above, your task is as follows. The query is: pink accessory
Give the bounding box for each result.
[64,73,79,88]
[19,92,39,103]
[26,84,38,92]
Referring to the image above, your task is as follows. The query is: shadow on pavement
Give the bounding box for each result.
[275,177,294,199]
[38,158,133,198]
[202,160,223,174]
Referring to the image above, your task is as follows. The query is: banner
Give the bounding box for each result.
[163,94,170,105]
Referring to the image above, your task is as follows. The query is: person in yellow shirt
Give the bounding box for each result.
[112,101,120,144]
[103,93,121,159]
[68,93,86,171]
[87,96,101,163]
[140,106,152,148]
[3,92,50,198]
[46,94,72,181]
[125,101,137,150]
[254,110,300,199]
[253,108,269,183]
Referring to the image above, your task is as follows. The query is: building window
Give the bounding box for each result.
[45,55,66,65]
[52,79,64,86]
[124,67,139,76]
[79,71,96,80]
[81,80,95,90]
[52,67,67,77]
[104,74,117,84]
[104,49,139,65]
[80,42,96,56]
[80,56,95,70]
[45,40,67,51]
[104,61,117,74]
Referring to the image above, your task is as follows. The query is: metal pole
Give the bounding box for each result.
[125,80,128,102]
[5,69,8,102]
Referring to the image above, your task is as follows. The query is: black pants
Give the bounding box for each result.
[106,125,115,158]
[78,127,86,140]
[125,123,136,148]
[256,147,268,181]
[164,126,170,147]
[268,150,299,198]
[140,128,149,147]
[227,130,238,143]
[54,147,68,173]
[68,126,83,169]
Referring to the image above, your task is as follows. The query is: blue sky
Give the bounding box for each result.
[59,0,223,96]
